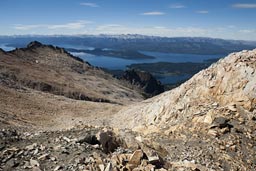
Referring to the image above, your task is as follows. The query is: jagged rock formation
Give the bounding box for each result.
[112,49,256,170]
[121,69,164,97]
[0,41,143,129]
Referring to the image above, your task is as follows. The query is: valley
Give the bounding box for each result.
[0,39,255,171]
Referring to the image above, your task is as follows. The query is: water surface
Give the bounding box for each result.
[72,51,223,70]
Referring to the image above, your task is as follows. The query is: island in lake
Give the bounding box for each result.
[66,48,155,60]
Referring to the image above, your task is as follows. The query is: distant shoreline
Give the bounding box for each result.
[66,48,155,60]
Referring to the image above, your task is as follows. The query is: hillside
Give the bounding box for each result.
[111,49,256,170]
[0,47,255,171]
[0,41,143,130]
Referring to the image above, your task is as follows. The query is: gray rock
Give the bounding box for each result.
[210,117,231,129]
[26,143,37,151]
[30,159,40,167]
[128,150,144,166]
[5,158,19,168]
[96,129,120,153]
[54,165,62,171]
[0,143,5,151]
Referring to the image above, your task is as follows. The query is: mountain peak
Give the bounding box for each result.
[27,41,43,48]
[11,41,85,64]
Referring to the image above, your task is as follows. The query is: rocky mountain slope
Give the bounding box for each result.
[111,49,256,170]
[0,46,255,171]
[114,49,256,130]
[0,41,143,130]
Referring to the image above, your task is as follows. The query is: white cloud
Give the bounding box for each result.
[141,11,165,16]
[80,2,99,7]
[47,21,90,29]
[196,10,209,14]
[13,21,91,31]
[232,3,256,8]
[169,4,186,9]
[153,26,167,29]
[14,24,44,30]
[239,29,256,33]
[96,24,123,31]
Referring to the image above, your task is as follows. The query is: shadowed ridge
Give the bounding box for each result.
[0,48,7,55]
[0,48,5,54]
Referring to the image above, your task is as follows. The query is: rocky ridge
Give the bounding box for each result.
[114,49,256,132]
[110,49,256,170]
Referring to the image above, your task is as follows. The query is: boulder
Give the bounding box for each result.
[128,150,144,166]
[96,129,120,153]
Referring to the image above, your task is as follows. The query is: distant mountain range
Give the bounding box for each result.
[1,34,255,55]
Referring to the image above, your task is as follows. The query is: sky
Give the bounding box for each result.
[0,0,256,40]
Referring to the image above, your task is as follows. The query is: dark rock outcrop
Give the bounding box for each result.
[27,41,43,48]
[0,48,5,54]
[121,69,164,97]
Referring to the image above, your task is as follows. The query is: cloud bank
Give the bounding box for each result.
[232,3,256,8]
[80,2,99,7]
[141,11,165,16]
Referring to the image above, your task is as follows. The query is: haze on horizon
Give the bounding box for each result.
[0,0,256,40]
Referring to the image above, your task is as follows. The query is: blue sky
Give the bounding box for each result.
[0,0,256,40]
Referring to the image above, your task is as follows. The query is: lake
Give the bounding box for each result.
[71,51,223,85]
[0,44,16,51]
[71,51,223,70]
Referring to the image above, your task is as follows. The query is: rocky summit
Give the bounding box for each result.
[0,45,255,171]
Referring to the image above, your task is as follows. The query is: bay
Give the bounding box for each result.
[0,44,15,51]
